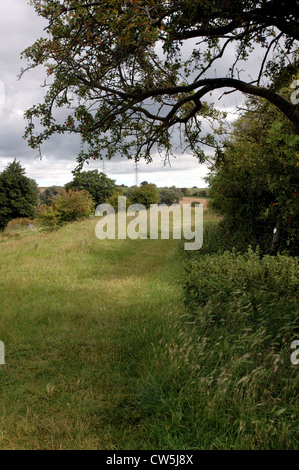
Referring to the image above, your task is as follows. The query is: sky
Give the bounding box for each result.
[0,0,255,188]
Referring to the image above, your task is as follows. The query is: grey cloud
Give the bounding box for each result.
[0,1,259,188]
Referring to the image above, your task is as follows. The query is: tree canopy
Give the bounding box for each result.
[130,183,159,208]
[0,160,39,230]
[159,187,182,205]
[65,169,115,204]
[22,1,299,168]
[40,185,63,205]
[208,75,299,254]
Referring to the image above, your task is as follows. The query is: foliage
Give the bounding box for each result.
[5,218,33,232]
[39,185,63,206]
[39,189,94,228]
[193,189,208,197]
[123,186,136,199]
[159,187,182,205]
[185,248,299,314]
[129,183,159,208]
[65,170,115,205]
[0,159,39,230]
[180,247,299,448]
[207,72,299,254]
[0,203,298,449]
[106,191,131,212]
[22,1,299,169]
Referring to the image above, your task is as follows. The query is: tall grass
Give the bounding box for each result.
[0,209,297,449]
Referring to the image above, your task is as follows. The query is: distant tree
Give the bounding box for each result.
[140,181,149,186]
[40,185,63,206]
[130,184,159,209]
[123,186,135,199]
[65,170,115,205]
[0,159,39,230]
[159,188,183,205]
[181,188,189,196]
[106,191,131,212]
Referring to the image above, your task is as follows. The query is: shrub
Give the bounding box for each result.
[196,220,259,255]
[181,248,299,447]
[5,218,32,231]
[207,84,299,255]
[184,247,299,358]
[39,189,94,229]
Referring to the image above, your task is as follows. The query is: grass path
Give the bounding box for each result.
[0,218,186,449]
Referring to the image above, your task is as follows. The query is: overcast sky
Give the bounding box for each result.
[0,0,253,188]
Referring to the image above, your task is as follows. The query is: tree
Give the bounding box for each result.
[65,170,115,205]
[39,189,94,228]
[0,160,39,230]
[40,185,63,205]
[208,80,299,254]
[159,187,182,205]
[22,1,299,169]
[130,184,159,208]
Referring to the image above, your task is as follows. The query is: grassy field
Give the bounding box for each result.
[0,214,191,449]
[0,208,297,450]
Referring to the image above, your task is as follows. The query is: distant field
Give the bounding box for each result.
[187,187,211,196]
[180,197,209,207]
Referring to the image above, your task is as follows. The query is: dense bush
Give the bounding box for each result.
[39,189,94,229]
[198,220,259,255]
[185,248,298,322]
[0,160,39,230]
[129,183,159,209]
[5,218,33,231]
[181,248,299,448]
[208,68,299,255]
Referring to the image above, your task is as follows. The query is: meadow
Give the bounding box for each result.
[0,208,298,449]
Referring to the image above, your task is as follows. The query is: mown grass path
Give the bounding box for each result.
[0,219,185,449]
